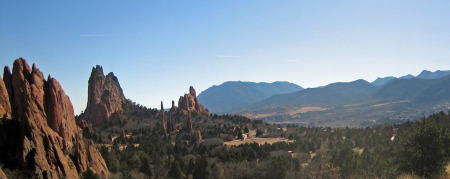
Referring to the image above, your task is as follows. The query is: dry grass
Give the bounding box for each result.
[288,106,329,115]
[241,106,329,119]
[446,162,450,177]
[240,112,276,119]
[397,173,423,179]
[371,100,408,108]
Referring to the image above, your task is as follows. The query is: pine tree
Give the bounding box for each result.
[168,160,183,179]
[186,159,195,175]
[238,130,244,140]
[395,113,450,177]
[244,126,249,133]
[193,155,210,179]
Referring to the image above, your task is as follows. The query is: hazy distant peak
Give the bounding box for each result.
[372,70,450,86]
[417,70,450,79]
[197,81,303,113]
[326,79,371,88]
[400,74,415,79]
[372,76,396,86]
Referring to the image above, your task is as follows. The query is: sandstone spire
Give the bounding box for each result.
[84,65,126,126]
[160,101,167,135]
[169,100,178,114]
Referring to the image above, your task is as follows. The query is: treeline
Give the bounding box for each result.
[91,111,450,178]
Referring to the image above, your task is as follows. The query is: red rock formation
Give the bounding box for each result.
[160,101,178,135]
[178,86,209,115]
[169,100,177,115]
[186,111,193,133]
[84,65,126,126]
[0,75,11,118]
[0,59,109,178]
[160,101,167,135]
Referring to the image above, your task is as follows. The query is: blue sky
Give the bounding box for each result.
[1,1,449,114]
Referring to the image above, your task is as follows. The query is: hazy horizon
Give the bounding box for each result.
[1,1,450,114]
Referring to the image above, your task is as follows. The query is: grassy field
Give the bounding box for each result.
[223,129,294,146]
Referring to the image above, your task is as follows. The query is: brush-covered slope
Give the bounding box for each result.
[253,79,378,108]
[374,75,450,104]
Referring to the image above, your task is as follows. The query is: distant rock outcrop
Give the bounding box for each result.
[158,87,207,140]
[160,101,167,135]
[0,59,109,179]
[178,86,210,115]
[160,101,177,135]
[84,65,126,126]
[169,100,178,115]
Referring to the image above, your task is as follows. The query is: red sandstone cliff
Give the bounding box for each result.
[84,65,126,126]
[0,59,109,179]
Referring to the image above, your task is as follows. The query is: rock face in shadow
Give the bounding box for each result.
[0,74,11,118]
[178,86,210,116]
[0,58,109,179]
[84,65,126,126]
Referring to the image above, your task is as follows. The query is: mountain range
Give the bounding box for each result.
[371,70,450,86]
[199,70,449,114]
[197,81,303,113]
[197,70,450,127]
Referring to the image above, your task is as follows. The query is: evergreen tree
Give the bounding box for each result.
[168,160,183,179]
[244,126,249,133]
[193,155,210,179]
[140,157,153,178]
[395,113,450,177]
[186,159,195,175]
[238,129,244,140]
[256,129,264,137]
